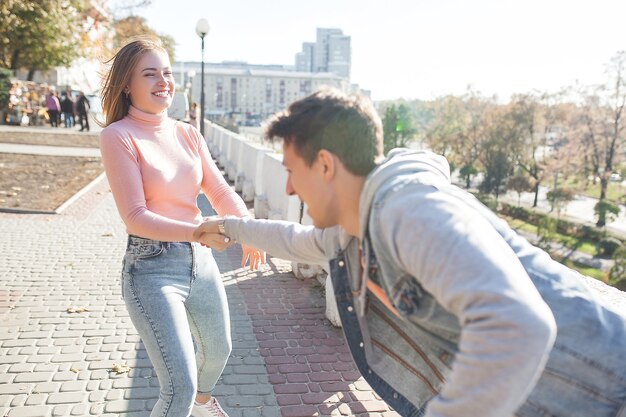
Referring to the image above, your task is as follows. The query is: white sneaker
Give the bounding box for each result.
[192,397,229,417]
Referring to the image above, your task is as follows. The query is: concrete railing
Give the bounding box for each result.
[205,122,342,326]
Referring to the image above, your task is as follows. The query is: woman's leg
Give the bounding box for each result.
[185,244,232,397]
[122,239,198,417]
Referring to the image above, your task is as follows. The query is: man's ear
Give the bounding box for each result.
[317,149,336,180]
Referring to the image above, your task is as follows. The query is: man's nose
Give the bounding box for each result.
[285,178,295,196]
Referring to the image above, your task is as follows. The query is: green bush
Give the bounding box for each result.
[499,202,619,243]
[0,67,12,112]
[597,237,622,257]
[475,193,498,211]
[594,200,620,227]
[536,217,557,252]
[609,246,626,287]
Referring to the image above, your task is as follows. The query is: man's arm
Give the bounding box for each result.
[195,217,335,266]
[376,185,556,417]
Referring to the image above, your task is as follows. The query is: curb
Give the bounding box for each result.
[55,172,107,213]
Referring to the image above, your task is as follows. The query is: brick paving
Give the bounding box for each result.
[0,175,399,417]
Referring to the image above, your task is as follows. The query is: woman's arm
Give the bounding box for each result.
[100,126,199,242]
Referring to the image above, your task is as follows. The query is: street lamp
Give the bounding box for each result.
[195,18,210,136]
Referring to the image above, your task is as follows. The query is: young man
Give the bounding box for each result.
[194,88,626,417]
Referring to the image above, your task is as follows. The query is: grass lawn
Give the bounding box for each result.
[505,217,598,256]
[561,259,607,281]
[563,177,626,203]
[502,216,607,281]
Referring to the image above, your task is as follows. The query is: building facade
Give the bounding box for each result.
[173,61,349,125]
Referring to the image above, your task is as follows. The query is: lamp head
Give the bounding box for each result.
[195,19,210,38]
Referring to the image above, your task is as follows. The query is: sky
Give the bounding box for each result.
[127,0,626,102]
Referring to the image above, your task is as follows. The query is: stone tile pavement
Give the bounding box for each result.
[0,176,399,417]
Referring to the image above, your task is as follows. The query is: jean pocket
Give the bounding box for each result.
[129,242,164,259]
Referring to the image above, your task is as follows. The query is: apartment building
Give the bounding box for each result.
[173,61,348,124]
[173,28,356,125]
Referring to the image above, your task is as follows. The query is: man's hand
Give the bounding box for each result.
[194,216,233,251]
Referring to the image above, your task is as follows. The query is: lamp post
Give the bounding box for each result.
[195,18,210,137]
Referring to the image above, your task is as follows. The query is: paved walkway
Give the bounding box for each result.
[0,176,398,417]
[0,143,100,157]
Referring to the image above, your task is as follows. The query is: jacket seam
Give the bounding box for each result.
[371,302,446,383]
[371,337,438,395]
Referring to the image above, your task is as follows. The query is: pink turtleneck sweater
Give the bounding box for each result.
[100,106,248,242]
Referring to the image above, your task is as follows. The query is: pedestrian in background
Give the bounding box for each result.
[99,37,265,417]
[189,102,200,129]
[76,91,90,132]
[45,90,60,127]
[60,91,75,128]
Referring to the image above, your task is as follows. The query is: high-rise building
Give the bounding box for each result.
[295,42,315,73]
[295,28,351,79]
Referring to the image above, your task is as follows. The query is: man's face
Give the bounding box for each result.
[282,142,336,228]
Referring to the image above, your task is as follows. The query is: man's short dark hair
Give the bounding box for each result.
[264,87,384,176]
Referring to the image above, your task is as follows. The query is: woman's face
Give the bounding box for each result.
[126,49,175,114]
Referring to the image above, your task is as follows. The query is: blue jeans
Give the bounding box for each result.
[121,235,231,417]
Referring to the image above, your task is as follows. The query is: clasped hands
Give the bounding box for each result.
[194,216,266,271]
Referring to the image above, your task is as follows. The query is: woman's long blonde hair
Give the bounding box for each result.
[100,36,167,126]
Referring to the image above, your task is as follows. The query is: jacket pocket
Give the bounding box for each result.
[391,275,430,317]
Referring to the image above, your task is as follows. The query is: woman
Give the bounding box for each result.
[99,37,264,417]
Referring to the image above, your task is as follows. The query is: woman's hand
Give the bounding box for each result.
[194,216,233,251]
[241,244,266,271]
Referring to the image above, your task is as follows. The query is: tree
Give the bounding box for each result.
[598,51,626,202]
[478,106,516,203]
[508,175,534,206]
[455,90,493,184]
[508,92,569,208]
[382,103,416,154]
[459,164,478,189]
[425,95,465,158]
[573,52,626,226]
[112,15,176,62]
[0,0,86,78]
[0,67,12,112]
[546,187,575,219]
[594,200,620,228]
[479,149,510,203]
[424,91,493,190]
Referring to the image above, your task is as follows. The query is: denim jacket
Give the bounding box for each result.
[226,149,626,417]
